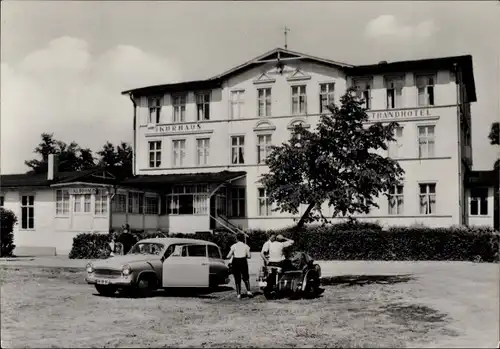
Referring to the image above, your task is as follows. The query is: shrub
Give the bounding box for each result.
[0,208,17,257]
[69,233,111,259]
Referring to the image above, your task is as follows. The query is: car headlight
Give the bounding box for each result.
[122,264,131,276]
[86,263,94,274]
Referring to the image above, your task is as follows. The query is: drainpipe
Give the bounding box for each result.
[454,63,464,226]
[108,184,117,233]
[128,93,137,177]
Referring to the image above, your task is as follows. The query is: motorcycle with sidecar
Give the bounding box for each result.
[257,251,324,300]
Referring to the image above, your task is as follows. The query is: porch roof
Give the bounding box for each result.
[465,170,499,188]
[120,170,247,187]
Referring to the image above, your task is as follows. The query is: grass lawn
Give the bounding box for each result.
[0,262,498,348]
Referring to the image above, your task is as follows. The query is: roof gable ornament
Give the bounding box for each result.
[287,68,311,81]
[253,72,276,85]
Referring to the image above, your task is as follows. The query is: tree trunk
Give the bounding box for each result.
[296,203,315,228]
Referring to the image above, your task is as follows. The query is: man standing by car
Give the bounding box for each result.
[260,234,276,267]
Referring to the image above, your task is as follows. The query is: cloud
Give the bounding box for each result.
[1,37,182,174]
[365,15,439,42]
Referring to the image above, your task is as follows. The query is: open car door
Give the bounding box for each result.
[162,244,210,288]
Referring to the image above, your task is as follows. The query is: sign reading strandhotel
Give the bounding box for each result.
[367,108,435,121]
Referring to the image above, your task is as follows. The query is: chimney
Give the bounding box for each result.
[47,154,59,181]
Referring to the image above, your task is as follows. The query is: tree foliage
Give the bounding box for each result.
[260,88,405,227]
[25,133,97,173]
[24,133,133,176]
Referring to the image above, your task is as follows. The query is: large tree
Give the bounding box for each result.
[97,141,133,178]
[25,133,96,173]
[260,88,405,228]
[488,122,500,170]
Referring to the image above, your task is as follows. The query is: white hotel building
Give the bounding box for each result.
[2,47,498,256]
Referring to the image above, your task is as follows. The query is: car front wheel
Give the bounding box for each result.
[95,285,117,297]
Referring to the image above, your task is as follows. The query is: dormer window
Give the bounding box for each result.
[148,97,162,124]
[196,92,210,121]
[416,75,435,106]
[353,79,371,110]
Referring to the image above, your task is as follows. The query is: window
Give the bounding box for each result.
[291,85,307,115]
[353,79,371,109]
[148,141,162,168]
[168,184,209,215]
[416,75,435,106]
[196,138,210,166]
[95,189,108,215]
[385,77,404,109]
[470,187,488,216]
[148,97,161,124]
[128,192,144,214]
[418,125,435,158]
[196,92,210,121]
[187,244,207,257]
[74,194,91,213]
[388,185,404,215]
[173,95,186,122]
[257,134,272,164]
[112,194,127,213]
[21,195,34,229]
[388,126,403,158]
[419,183,436,215]
[56,189,70,215]
[231,187,246,217]
[0,196,4,207]
[231,136,245,164]
[230,90,245,119]
[258,188,270,216]
[319,83,335,114]
[172,139,186,167]
[208,245,221,259]
[145,196,159,215]
[257,88,271,117]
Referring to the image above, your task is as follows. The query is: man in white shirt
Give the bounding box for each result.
[261,234,294,266]
[260,234,276,265]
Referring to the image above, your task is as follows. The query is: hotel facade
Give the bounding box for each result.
[2,48,498,255]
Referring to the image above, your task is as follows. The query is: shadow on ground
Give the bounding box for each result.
[321,274,415,287]
[93,285,236,299]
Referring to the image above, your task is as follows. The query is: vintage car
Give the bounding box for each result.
[85,237,230,297]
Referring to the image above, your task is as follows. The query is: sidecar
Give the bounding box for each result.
[258,251,323,300]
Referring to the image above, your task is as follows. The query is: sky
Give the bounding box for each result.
[1,1,499,174]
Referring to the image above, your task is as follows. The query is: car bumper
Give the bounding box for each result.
[85,274,134,287]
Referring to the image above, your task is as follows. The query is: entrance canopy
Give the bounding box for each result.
[121,170,246,190]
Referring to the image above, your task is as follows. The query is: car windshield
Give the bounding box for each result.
[128,243,164,255]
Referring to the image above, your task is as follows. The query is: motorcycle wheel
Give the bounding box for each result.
[303,276,321,299]
[263,287,277,300]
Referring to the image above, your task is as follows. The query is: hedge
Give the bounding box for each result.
[69,223,500,263]
[1,208,17,257]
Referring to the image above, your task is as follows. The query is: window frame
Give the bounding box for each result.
[196,92,211,121]
[172,139,186,167]
[128,192,145,214]
[256,133,272,164]
[418,182,437,215]
[148,96,162,124]
[172,94,187,123]
[319,82,335,114]
[387,126,404,158]
[94,189,108,216]
[112,193,127,213]
[352,78,372,110]
[388,185,404,215]
[196,138,210,166]
[73,193,92,214]
[385,76,404,109]
[230,187,246,218]
[257,188,271,216]
[167,184,209,215]
[417,124,436,158]
[145,195,160,215]
[416,74,436,107]
[230,135,245,165]
[230,89,245,119]
[469,187,489,216]
[148,140,162,168]
[20,194,35,230]
[257,87,272,117]
[291,84,307,115]
[55,189,70,216]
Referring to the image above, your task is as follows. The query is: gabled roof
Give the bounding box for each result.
[121,47,351,97]
[0,168,117,189]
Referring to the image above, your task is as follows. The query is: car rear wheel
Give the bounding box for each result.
[95,285,117,297]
